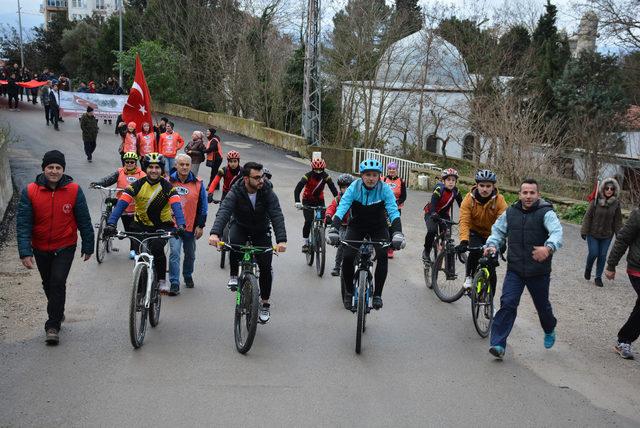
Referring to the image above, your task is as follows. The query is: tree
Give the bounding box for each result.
[390,0,422,41]
[60,18,103,81]
[583,0,640,50]
[498,25,530,75]
[436,17,497,73]
[30,13,74,73]
[620,51,640,105]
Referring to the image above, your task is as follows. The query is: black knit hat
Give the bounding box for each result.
[42,150,66,170]
[86,106,94,112]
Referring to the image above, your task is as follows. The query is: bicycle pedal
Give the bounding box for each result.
[446,275,458,280]
[111,248,119,252]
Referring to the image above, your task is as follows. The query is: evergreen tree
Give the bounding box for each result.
[436,17,496,74]
[390,0,422,41]
[498,25,530,75]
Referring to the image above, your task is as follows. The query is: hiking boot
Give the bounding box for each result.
[614,342,634,359]
[544,330,556,349]
[594,277,604,287]
[185,278,195,289]
[227,276,238,292]
[489,345,505,359]
[259,303,271,324]
[372,296,383,310]
[45,328,59,345]
[168,283,180,296]
[584,268,591,280]
[331,266,341,277]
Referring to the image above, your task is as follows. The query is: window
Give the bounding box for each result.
[425,134,437,153]
[95,0,106,9]
[462,134,476,161]
[47,0,68,7]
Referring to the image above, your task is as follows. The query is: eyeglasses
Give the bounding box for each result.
[250,175,264,180]
[604,186,614,190]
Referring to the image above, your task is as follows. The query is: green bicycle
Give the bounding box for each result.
[466,247,500,338]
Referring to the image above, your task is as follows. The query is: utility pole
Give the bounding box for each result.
[118,0,123,88]
[302,0,321,146]
[16,0,25,68]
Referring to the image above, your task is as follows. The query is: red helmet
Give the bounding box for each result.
[227,150,240,160]
[311,158,326,170]
[441,168,459,179]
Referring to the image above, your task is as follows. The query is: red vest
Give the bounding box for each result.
[120,132,138,154]
[117,167,146,214]
[206,136,223,161]
[27,181,80,252]
[137,132,156,156]
[384,176,404,208]
[171,177,203,232]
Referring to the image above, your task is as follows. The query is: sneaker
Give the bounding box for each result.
[227,276,238,291]
[185,278,194,289]
[168,283,180,296]
[387,248,394,259]
[302,244,310,253]
[584,268,591,280]
[45,328,59,345]
[158,279,170,294]
[331,266,341,277]
[594,277,604,287]
[614,342,634,359]
[544,330,556,349]
[259,303,271,324]
[129,250,136,260]
[489,345,505,359]
[372,296,383,310]
[463,276,472,290]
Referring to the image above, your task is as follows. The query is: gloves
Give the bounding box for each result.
[581,234,586,240]
[324,216,332,226]
[295,202,303,210]
[175,226,186,239]
[207,193,214,203]
[391,232,406,250]
[431,213,440,222]
[103,224,117,238]
[326,227,340,246]
[456,240,468,253]
[89,182,97,188]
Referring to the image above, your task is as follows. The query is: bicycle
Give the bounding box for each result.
[300,205,326,277]
[115,229,174,349]
[91,185,124,264]
[217,241,276,354]
[210,198,230,269]
[465,247,500,338]
[430,218,467,303]
[338,237,390,354]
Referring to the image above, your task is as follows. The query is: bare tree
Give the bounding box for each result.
[580,0,640,50]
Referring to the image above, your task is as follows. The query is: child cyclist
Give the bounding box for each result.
[294,158,338,253]
[422,168,463,264]
[207,150,242,203]
[383,161,407,258]
[325,174,355,276]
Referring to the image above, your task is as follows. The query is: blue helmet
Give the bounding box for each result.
[359,159,383,174]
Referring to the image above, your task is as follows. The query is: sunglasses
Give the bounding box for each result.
[124,160,136,164]
[604,186,614,191]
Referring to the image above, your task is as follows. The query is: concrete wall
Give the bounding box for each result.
[0,132,14,221]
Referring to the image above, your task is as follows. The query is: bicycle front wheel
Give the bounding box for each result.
[96,215,108,264]
[129,263,149,348]
[355,270,367,354]
[471,270,494,338]
[315,227,326,277]
[432,251,465,303]
[234,273,260,354]
[149,278,162,327]
[423,243,438,289]
[305,237,314,266]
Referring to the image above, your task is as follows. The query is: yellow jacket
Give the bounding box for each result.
[459,186,508,241]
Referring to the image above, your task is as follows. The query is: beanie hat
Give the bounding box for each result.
[42,150,66,170]
[86,106,94,112]
[128,121,137,129]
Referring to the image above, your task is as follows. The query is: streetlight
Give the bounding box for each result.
[118,0,123,88]
[16,0,25,68]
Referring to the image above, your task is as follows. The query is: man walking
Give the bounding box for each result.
[79,106,99,162]
[49,83,60,131]
[16,150,94,345]
[7,72,19,111]
[484,179,563,359]
[167,154,208,295]
[40,81,51,126]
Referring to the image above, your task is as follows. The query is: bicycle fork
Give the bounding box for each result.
[135,256,155,309]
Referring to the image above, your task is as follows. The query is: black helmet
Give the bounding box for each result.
[337,173,355,187]
[141,152,166,170]
[475,169,497,183]
[263,168,272,179]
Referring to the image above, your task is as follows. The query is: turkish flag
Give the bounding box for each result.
[587,179,599,202]
[122,54,153,133]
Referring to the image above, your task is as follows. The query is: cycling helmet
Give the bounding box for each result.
[475,169,497,183]
[227,150,240,160]
[441,168,459,179]
[359,159,383,174]
[263,168,272,179]
[141,152,165,169]
[122,152,139,162]
[311,158,326,170]
[387,161,398,169]
[337,173,355,187]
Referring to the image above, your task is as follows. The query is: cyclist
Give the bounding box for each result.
[104,153,186,293]
[383,162,407,258]
[90,152,146,259]
[208,162,287,324]
[457,169,507,290]
[422,168,463,264]
[294,158,338,253]
[327,159,406,310]
[207,150,243,202]
[325,173,355,277]
[137,122,157,157]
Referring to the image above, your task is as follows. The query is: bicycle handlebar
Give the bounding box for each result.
[216,242,276,254]
[300,205,325,210]
[91,185,124,194]
[115,230,174,244]
[338,239,391,250]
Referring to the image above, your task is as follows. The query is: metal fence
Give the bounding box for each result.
[352,148,440,183]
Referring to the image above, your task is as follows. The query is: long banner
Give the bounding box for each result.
[59,91,127,119]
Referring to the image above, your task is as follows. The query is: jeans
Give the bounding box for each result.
[33,246,76,331]
[229,225,273,300]
[585,235,612,280]
[618,275,640,344]
[166,157,176,174]
[490,270,557,348]
[169,232,196,286]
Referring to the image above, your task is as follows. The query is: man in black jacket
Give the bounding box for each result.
[49,83,60,130]
[7,72,19,110]
[209,162,287,324]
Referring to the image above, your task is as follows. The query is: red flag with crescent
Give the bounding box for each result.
[122,54,153,133]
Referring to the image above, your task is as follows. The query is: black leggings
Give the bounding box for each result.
[228,224,274,300]
[465,231,496,290]
[130,223,168,281]
[302,202,324,239]
[207,158,222,188]
[341,227,390,297]
[424,214,445,250]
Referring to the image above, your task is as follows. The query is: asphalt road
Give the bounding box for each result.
[0,103,637,426]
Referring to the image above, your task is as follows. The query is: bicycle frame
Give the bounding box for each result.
[218,242,275,302]
[340,238,390,309]
[304,205,326,246]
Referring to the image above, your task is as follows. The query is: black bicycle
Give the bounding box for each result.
[466,247,500,337]
[338,237,390,354]
[91,185,124,264]
[218,242,276,354]
[430,218,466,303]
[211,198,231,269]
[300,205,326,277]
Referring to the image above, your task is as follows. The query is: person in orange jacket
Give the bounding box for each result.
[137,122,156,157]
[204,128,224,188]
[158,121,185,173]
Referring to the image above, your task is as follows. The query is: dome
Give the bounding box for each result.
[375,29,470,89]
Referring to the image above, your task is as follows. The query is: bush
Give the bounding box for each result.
[557,202,588,224]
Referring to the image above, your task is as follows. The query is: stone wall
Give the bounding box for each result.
[0,132,14,221]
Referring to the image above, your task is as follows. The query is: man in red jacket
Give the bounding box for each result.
[17,150,94,345]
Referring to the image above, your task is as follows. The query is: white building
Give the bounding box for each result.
[41,0,121,28]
